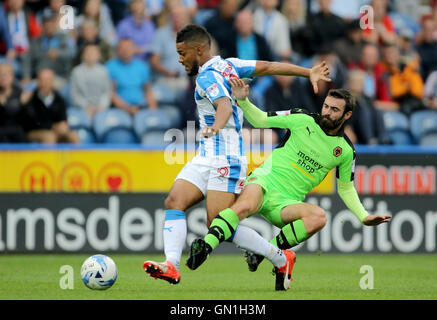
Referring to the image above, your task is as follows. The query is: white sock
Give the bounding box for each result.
[232,225,286,267]
[163,210,187,270]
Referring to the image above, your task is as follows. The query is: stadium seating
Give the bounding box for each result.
[419,133,437,146]
[160,105,182,128]
[410,110,437,145]
[67,107,91,129]
[140,130,172,146]
[93,108,137,143]
[67,107,96,143]
[382,111,413,145]
[133,109,173,144]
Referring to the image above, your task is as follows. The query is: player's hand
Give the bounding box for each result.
[200,126,219,138]
[230,78,249,100]
[309,61,331,94]
[362,214,392,226]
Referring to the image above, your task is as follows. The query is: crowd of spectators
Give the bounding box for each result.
[0,0,436,146]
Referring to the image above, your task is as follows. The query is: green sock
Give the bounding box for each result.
[271,219,309,249]
[204,208,240,253]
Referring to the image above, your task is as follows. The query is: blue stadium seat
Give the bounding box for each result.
[388,130,414,145]
[410,110,437,143]
[75,128,96,143]
[133,109,173,138]
[419,132,437,146]
[160,105,182,128]
[382,111,413,145]
[140,130,171,146]
[67,108,95,144]
[152,83,177,104]
[67,107,91,129]
[103,128,138,144]
[93,108,136,143]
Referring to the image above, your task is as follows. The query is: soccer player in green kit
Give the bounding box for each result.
[186,77,392,291]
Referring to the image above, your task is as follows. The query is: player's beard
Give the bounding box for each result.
[188,60,199,76]
[320,114,345,132]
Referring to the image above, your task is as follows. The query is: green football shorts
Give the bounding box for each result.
[245,172,302,229]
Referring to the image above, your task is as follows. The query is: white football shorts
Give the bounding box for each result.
[175,155,247,195]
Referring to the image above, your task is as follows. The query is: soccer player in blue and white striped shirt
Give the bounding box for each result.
[143,24,331,285]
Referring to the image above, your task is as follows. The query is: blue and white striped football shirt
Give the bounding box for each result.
[195,56,256,158]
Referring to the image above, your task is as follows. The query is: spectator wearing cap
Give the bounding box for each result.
[21,68,80,144]
[106,38,158,116]
[21,8,75,87]
[70,45,111,119]
[116,0,156,61]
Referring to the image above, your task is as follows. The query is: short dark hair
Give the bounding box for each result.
[327,89,356,113]
[176,24,211,47]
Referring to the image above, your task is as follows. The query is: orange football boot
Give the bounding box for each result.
[143,260,181,285]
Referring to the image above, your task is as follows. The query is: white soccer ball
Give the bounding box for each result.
[80,254,118,290]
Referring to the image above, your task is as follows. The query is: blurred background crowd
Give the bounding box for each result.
[1,0,437,146]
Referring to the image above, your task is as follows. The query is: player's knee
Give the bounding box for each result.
[164,194,184,211]
[232,199,254,219]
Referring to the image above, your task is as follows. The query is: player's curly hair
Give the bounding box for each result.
[176,24,211,47]
[327,89,356,113]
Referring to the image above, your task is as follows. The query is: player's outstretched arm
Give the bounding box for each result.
[337,179,391,226]
[253,60,331,94]
[230,78,268,128]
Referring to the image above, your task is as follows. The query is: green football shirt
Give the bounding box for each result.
[251,109,356,201]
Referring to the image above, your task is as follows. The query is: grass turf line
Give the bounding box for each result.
[0,253,436,300]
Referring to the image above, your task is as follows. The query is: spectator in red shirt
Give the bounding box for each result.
[362,0,396,45]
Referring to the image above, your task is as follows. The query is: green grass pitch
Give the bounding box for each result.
[1,253,437,300]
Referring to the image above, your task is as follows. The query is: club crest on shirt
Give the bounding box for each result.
[207,83,219,97]
[333,146,342,157]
